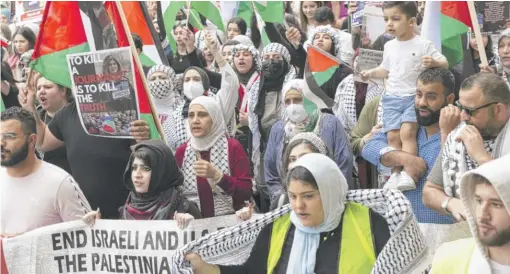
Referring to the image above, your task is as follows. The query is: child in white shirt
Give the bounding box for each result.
[361,1,448,191]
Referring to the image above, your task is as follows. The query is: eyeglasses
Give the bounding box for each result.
[455,101,498,117]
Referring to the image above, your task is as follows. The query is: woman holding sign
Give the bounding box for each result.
[175,96,252,218]
[186,153,390,274]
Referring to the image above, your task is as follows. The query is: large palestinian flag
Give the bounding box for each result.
[104,1,161,140]
[421,1,473,67]
[30,1,90,88]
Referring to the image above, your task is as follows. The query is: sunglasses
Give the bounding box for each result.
[455,101,498,116]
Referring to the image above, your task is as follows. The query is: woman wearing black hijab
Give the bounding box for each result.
[119,140,201,227]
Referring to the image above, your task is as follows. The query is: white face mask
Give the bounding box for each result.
[183,81,205,101]
[286,104,308,123]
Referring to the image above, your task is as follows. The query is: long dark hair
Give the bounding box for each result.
[12,26,36,54]
[227,17,247,35]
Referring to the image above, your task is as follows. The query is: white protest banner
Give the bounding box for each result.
[2,215,244,274]
[67,47,140,139]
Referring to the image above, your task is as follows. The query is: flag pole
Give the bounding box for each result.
[114,1,165,142]
[467,1,488,66]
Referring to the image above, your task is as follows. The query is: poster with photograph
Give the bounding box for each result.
[67,47,139,139]
[15,1,45,24]
[476,1,510,34]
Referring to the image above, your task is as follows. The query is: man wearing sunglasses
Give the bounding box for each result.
[424,72,510,223]
[0,107,91,238]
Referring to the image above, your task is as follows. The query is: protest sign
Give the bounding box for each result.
[350,1,365,28]
[2,215,245,274]
[67,47,139,138]
[15,1,45,24]
[354,5,388,84]
[476,1,510,34]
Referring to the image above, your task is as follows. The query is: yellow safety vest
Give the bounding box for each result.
[430,238,476,274]
[267,202,376,274]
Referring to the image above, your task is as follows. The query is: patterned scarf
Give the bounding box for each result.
[120,187,183,220]
[442,124,496,197]
[171,189,429,274]
[170,93,218,150]
[334,74,384,134]
[249,43,297,180]
[181,135,234,216]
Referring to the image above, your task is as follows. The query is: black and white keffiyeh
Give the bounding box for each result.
[171,189,428,274]
[307,26,342,57]
[248,43,297,180]
[442,124,497,197]
[181,135,234,217]
[169,93,218,150]
[231,44,262,72]
[333,74,384,134]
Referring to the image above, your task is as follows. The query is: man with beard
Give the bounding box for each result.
[362,68,457,224]
[423,73,510,223]
[0,107,91,237]
[430,155,510,273]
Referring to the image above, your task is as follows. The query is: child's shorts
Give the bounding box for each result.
[382,94,417,133]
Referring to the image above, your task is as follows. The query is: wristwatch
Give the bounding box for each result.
[442,197,453,213]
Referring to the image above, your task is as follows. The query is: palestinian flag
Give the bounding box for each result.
[114,1,167,67]
[30,1,90,88]
[421,1,473,68]
[304,45,337,108]
[104,1,161,140]
[190,1,224,30]
[160,1,186,53]
[102,115,117,134]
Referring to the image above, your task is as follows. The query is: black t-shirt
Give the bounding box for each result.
[39,109,72,175]
[48,101,131,219]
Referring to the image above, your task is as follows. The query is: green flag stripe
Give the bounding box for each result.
[188,9,204,31]
[312,66,338,86]
[30,43,90,88]
[162,1,186,54]
[139,52,157,67]
[191,1,225,30]
[141,113,161,140]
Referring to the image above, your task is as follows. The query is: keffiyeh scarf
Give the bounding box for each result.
[307,26,342,57]
[442,124,497,197]
[248,43,297,179]
[170,93,218,150]
[171,189,428,274]
[181,135,234,216]
[333,74,384,134]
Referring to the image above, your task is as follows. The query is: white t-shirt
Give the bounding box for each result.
[380,35,446,96]
[0,161,91,235]
[468,247,510,274]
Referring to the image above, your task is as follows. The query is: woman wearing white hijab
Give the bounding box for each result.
[186,153,390,274]
[174,96,252,218]
[265,79,354,209]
